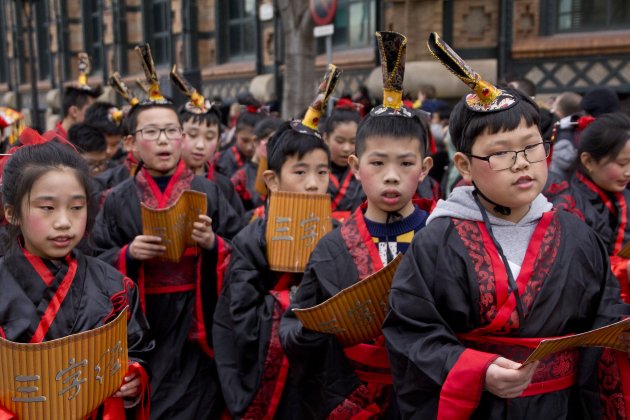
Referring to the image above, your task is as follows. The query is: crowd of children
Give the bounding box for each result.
[0,30,629,420]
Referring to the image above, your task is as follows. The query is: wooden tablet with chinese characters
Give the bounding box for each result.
[265,191,332,272]
[0,310,128,419]
[293,254,403,347]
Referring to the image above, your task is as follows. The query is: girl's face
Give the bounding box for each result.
[182,120,219,172]
[8,168,88,260]
[235,125,256,159]
[324,121,357,167]
[582,138,630,192]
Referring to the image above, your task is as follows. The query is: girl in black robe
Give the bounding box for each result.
[547,112,630,302]
[0,137,153,419]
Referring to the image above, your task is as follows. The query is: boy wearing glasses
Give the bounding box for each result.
[383,33,630,419]
[92,44,242,419]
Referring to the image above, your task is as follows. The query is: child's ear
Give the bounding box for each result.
[123,134,136,153]
[453,152,473,183]
[4,205,17,225]
[348,154,360,180]
[68,105,79,120]
[580,152,595,175]
[263,169,280,193]
[418,156,434,182]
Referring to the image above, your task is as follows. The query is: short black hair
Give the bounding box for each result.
[266,122,330,173]
[449,88,540,154]
[236,110,266,133]
[178,104,223,135]
[84,101,122,135]
[254,116,283,140]
[323,108,361,135]
[125,102,178,134]
[62,86,101,118]
[67,123,107,154]
[578,112,630,172]
[508,78,537,98]
[355,112,429,157]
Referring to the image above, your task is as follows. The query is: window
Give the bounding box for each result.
[82,0,103,73]
[35,2,50,80]
[145,0,171,66]
[219,0,257,62]
[554,0,630,32]
[317,0,377,52]
[144,0,172,66]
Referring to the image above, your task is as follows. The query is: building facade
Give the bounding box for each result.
[0,0,629,129]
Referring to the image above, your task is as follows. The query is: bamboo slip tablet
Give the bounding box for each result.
[141,190,208,262]
[521,317,630,366]
[265,191,332,272]
[0,310,128,419]
[293,254,403,347]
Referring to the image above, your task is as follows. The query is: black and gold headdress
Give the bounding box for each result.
[66,52,102,96]
[370,31,413,118]
[135,43,171,105]
[290,63,342,137]
[109,72,140,108]
[427,32,517,113]
[170,65,214,114]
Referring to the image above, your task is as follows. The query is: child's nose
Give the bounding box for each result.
[54,212,72,229]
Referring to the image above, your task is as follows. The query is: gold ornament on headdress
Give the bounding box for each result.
[170,65,208,113]
[109,72,140,107]
[77,52,91,88]
[301,64,342,130]
[135,43,167,103]
[427,32,517,113]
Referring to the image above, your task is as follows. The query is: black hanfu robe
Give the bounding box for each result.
[213,218,302,419]
[383,209,630,419]
[280,200,434,419]
[91,159,243,419]
[206,162,246,219]
[230,161,265,212]
[547,171,630,302]
[327,165,365,223]
[0,246,154,419]
[216,145,248,178]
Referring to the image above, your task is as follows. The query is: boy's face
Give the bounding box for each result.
[182,120,219,170]
[264,149,330,194]
[349,136,432,223]
[236,126,256,159]
[129,107,183,177]
[104,133,122,159]
[454,118,547,220]
[324,121,357,167]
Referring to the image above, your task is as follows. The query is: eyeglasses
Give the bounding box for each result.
[468,141,551,171]
[85,158,108,174]
[134,126,183,142]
